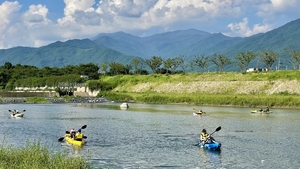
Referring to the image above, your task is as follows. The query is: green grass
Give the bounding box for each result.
[0,140,96,169]
[99,71,300,84]
[97,71,300,108]
[101,92,300,108]
[25,97,52,104]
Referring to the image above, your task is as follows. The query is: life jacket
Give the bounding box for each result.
[75,133,83,140]
[201,132,209,141]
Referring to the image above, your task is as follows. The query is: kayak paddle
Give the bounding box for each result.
[210,126,221,136]
[58,137,64,142]
[81,125,87,129]
[8,109,26,113]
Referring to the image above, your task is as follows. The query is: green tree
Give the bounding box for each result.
[175,55,187,73]
[285,45,300,70]
[109,62,129,75]
[3,62,13,69]
[259,50,279,70]
[234,51,257,72]
[0,70,11,89]
[193,54,210,73]
[100,62,109,74]
[171,56,181,73]
[131,58,141,74]
[145,56,163,74]
[78,63,99,79]
[163,58,173,73]
[211,53,231,72]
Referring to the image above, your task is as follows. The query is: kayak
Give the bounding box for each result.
[11,113,24,117]
[198,140,221,150]
[193,111,206,116]
[251,110,272,114]
[65,134,84,146]
[120,102,129,109]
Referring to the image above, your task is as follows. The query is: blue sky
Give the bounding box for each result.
[0,0,299,49]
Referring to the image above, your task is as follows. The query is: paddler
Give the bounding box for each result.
[75,129,83,141]
[200,129,209,146]
[70,128,76,138]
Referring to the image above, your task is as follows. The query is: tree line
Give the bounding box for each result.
[0,47,300,92]
[100,47,300,75]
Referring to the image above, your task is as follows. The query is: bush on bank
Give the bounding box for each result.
[0,141,95,169]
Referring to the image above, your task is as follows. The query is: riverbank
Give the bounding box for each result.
[2,71,300,108]
[99,71,300,108]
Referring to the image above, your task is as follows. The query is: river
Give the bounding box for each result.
[0,103,299,169]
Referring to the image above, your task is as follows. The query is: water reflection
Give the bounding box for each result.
[199,148,222,168]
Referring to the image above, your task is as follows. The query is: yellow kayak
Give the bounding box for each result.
[65,135,85,146]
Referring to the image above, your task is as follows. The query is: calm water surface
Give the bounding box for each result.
[0,103,299,169]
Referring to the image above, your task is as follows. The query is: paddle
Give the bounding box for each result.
[210,126,221,136]
[194,126,221,146]
[9,109,26,116]
[8,109,26,113]
[58,125,87,142]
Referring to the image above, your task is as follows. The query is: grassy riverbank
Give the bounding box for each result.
[99,71,300,108]
[0,141,95,169]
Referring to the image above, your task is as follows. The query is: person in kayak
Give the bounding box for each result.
[200,129,215,145]
[70,128,76,139]
[265,106,269,112]
[200,129,209,145]
[75,129,83,141]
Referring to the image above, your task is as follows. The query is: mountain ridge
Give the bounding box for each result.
[0,18,299,70]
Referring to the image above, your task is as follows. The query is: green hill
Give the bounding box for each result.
[0,39,141,68]
[0,18,300,70]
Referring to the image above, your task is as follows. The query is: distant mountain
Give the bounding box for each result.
[93,29,218,58]
[0,18,299,70]
[0,39,141,68]
[222,18,300,68]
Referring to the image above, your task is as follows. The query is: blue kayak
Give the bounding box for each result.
[198,140,221,150]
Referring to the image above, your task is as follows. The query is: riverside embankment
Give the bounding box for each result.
[100,71,300,108]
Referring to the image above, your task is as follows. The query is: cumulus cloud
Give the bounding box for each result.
[0,0,300,49]
[23,4,50,25]
[226,17,270,37]
[0,1,22,48]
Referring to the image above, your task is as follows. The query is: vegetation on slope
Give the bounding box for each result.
[98,71,300,108]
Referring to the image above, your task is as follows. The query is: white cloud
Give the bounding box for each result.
[23,4,50,25]
[0,1,22,48]
[0,0,300,49]
[226,17,270,37]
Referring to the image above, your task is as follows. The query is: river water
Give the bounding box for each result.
[0,103,299,169]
